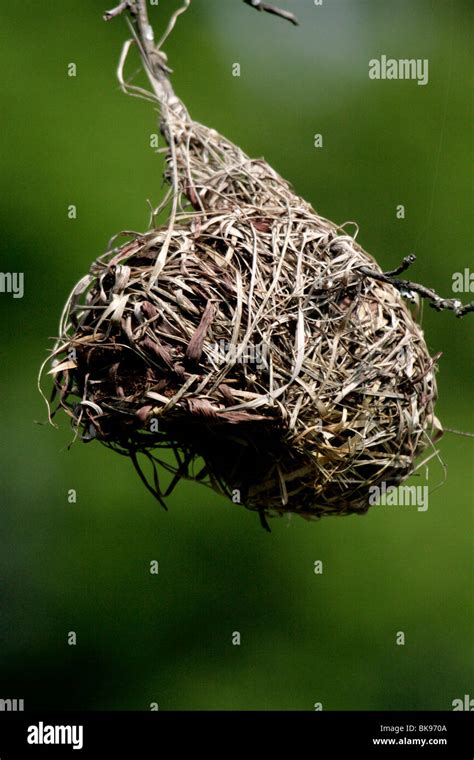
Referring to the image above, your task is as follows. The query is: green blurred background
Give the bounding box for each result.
[0,0,472,710]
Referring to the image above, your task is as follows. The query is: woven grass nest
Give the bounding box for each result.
[42,4,442,528]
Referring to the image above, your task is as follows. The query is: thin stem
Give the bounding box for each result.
[108,0,188,285]
[129,1,176,103]
[103,2,129,21]
[157,0,192,49]
[243,0,299,25]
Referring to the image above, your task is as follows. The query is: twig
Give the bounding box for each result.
[105,0,297,99]
[106,1,176,99]
[243,0,299,25]
[358,255,474,318]
[105,0,299,29]
[109,0,188,285]
[103,2,129,21]
[383,253,416,277]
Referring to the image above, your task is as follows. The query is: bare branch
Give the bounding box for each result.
[243,0,299,25]
[107,0,179,107]
[383,254,416,277]
[358,255,474,318]
[103,2,129,22]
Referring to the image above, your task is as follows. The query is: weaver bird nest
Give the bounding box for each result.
[41,1,456,528]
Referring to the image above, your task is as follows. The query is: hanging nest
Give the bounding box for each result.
[42,3,443,527]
